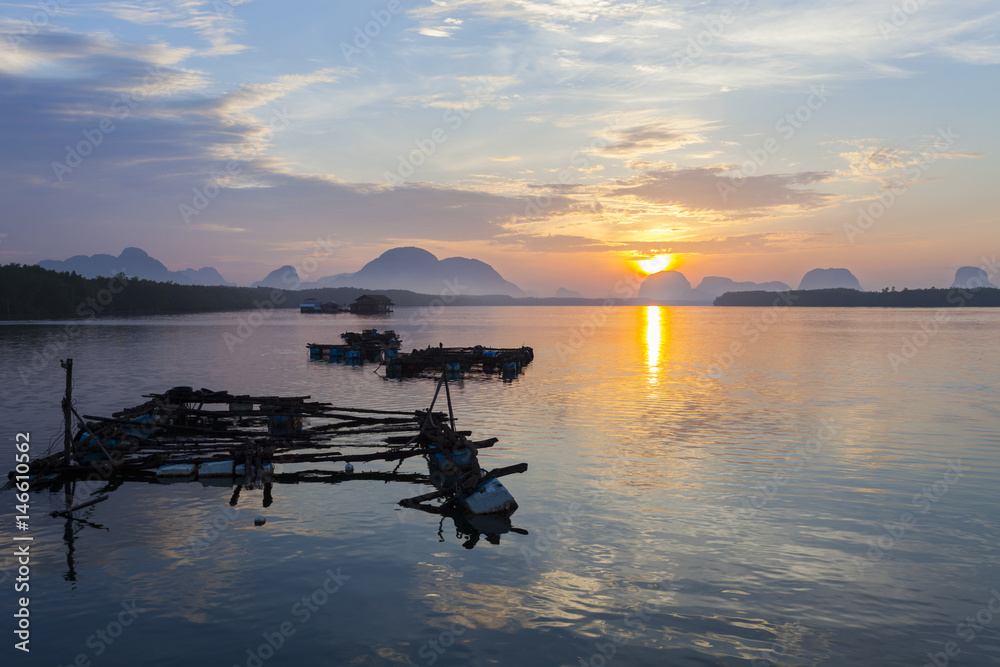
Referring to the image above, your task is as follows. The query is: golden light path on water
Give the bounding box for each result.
[644,305,663,390]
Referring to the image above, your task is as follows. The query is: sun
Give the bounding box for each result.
[636,254,674,275]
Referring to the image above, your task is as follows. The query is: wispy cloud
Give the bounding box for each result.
[209,68,343,118]
[410,0,651,33]
[97,0,252,56]
[603,167,838,217]
[835,136,984,184]
[593,119,708,160]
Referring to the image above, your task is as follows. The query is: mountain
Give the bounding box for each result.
[797,268,863,291]
[301,247,525,297]
[555,287,584,298]
[638,271,791,304]
[951,266,998,290]
[252,265,300,289]
[38,247,233,286]
[176,267,233,287]
[637,270,712,304]
[695,276,792,299]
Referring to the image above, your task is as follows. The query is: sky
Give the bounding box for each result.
[1,0,998,295]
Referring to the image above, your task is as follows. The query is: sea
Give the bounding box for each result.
[0,305,998,666]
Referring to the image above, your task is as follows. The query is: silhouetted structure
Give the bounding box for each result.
[350,294,393,314]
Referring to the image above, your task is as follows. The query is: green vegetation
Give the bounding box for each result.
[0,264,525,319]
[713,287,1000,307]
[0,264,293,319]
[0,264,628,320]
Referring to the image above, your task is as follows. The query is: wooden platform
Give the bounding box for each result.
[12,378,527,511]
[388,345,534,378]
[306,329,534,379]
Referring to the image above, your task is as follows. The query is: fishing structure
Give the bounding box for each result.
[9,360,528,527]
[307,329,534,379]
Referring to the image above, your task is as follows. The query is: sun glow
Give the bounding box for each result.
[636,254,674,275]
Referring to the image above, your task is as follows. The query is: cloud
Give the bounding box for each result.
[0,27,200,77]
[489,230,833,256]
[592,119,708,160]
[394,75,518,112]
[418,27,456,37]
[418,17,464,38]
[405,1,1000,98]
[96,0,252,56]
[210,68,343,117]
[0,29,565,267]
[603,167,838,216]
[188,223,248,233]
[835,136,985,185]
[623,231,832,255]
[4,1,996,288]
[410,0,650,33]
[494,233,612,253]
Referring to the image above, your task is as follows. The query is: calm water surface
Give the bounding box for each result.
[1,306,999,666]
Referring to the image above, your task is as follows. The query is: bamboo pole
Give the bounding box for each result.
[61,358,73,465]
[50,494,109,518]
[70,405,114,464]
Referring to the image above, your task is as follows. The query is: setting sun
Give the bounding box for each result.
[637,254,675,275]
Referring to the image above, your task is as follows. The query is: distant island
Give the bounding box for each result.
[0,264,639,319]
[4,262,999,320]
[714,287,1000,307]
[37,246,528,297]
[38,247,234,286]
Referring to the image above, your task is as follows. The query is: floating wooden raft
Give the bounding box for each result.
[307,328,401,363]
[387,345,534,378]
[306,329,533,379]
[16,375,527,514]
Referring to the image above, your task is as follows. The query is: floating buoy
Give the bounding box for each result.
[254,516,266,526]
[197,461,275,477]
[155,463,196,477]
[460,478,518,515]
[344,463,354,473]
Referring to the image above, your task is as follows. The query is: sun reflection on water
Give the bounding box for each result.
[644,305,665,389]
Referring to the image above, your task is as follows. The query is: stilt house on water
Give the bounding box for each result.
[350,294,393,314]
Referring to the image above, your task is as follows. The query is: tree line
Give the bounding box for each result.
[0,264,519,319]
[713,287,1000,307]
[0,264,291,319]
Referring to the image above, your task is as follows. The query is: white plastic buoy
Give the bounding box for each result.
[254,517,266,526]
[460,478,518,515]
[155,463,197,477]
[197,461,275,477]
[344,463,354,473]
